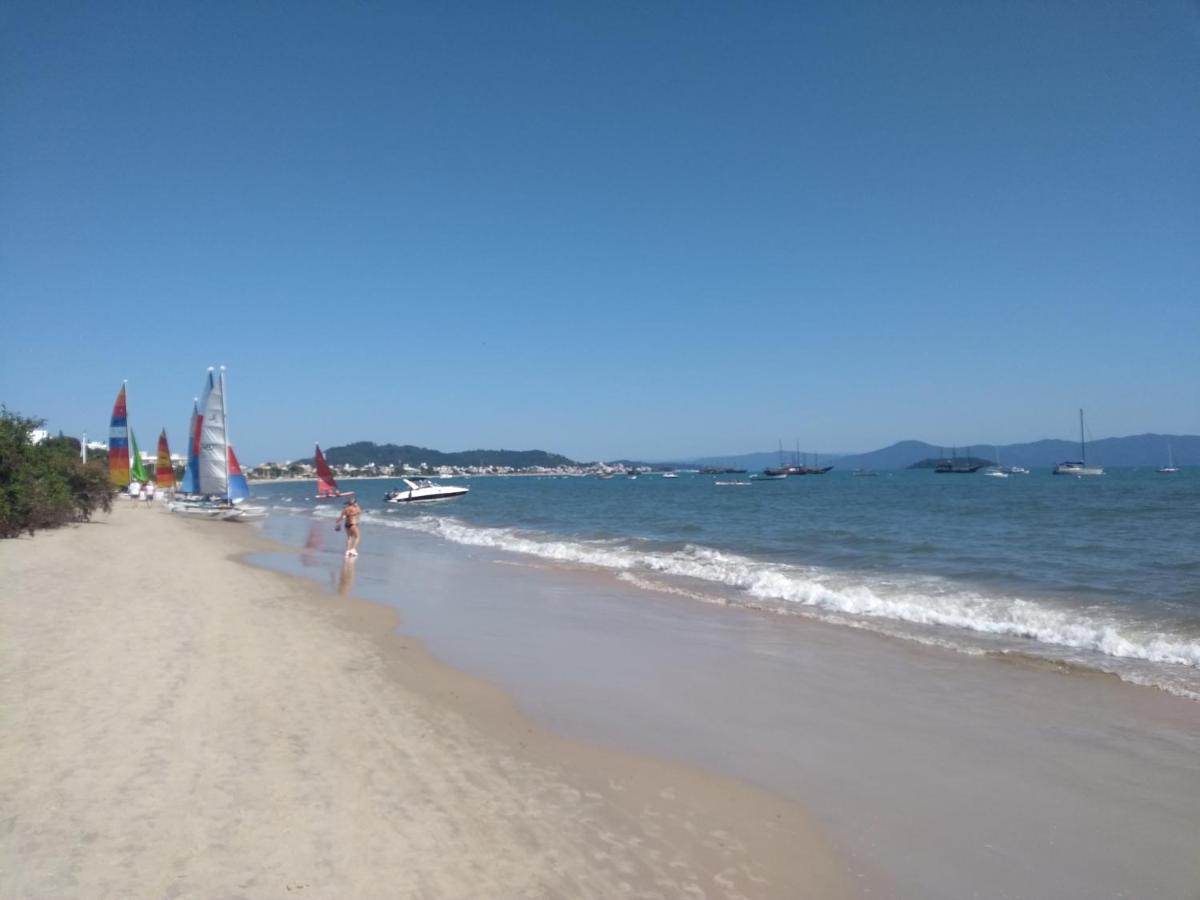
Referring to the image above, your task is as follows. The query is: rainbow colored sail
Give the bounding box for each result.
[156,429,175,488]
[108,384,130,487]
[315,444,340,497]
[130,430,149,483]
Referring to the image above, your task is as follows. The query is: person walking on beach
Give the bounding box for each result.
[335,497,362,558]
[144,481,156,505]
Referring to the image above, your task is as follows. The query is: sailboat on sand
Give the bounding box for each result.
[156,430,176,489]
[129,429,149,486]
[108,383,131,488]
[170,367,267,521]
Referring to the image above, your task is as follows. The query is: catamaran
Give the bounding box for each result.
[155,429,176,489]
[169,368,268,521]
[314,444,353,498]
[129,429,149,486]
[108,383,130,488]
[1053,409,1104,476]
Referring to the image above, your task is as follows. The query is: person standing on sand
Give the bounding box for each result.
[335,497,362,558]
[145,481,156,505]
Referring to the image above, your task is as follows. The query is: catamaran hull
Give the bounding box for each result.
[169,501,269,521]
[1053,466,1104,476]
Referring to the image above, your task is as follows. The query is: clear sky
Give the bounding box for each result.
[2,1,1197,463]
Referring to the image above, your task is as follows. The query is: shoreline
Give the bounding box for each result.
[0,504,850,898]
[251,505,1200,900]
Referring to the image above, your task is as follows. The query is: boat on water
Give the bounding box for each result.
[314,444,354,498]
[935,448,982,474]
[1053,410,1104,476]
[715,480,752,486]
[985,446,1009,478]
[751,471,787,480]
[169,368,268,521]
[383,478,469,503]
[662,471,679,478]
[852,468,878,477]
[1158,441,1180,474]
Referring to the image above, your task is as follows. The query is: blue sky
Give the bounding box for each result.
[2,1,1197,463]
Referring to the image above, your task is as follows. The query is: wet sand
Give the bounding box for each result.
[256,511,1200,900]
[0,504,847,899]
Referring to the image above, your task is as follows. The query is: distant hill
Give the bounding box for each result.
[314,441,578,470]
[685,449,839,472]
[687,434,1200,471]
[838,434,1199,470]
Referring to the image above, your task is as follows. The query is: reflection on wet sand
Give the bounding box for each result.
[338,558,356,596]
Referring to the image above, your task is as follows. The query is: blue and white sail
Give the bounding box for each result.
[178,399,201,494]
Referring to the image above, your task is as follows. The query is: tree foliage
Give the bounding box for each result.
[0,408,115,538]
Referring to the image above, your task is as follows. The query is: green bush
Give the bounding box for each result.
[0,408,116,538]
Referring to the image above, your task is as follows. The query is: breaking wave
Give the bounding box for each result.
[362,512,1200,682]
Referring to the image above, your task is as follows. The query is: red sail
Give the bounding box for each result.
[315,444,339,497]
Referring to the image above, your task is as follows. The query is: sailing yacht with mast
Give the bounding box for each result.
[1053,409,1104,476]
[1158,441,1180,474]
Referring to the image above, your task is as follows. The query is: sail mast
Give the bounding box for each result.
[221,368,229,493]
[1079,408,1085,465]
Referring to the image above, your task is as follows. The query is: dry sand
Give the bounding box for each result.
[0,503,848,899]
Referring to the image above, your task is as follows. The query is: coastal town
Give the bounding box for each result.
[244,459,653,480]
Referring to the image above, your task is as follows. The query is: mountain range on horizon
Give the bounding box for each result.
[307,434,1198,472]
[685,433,1200,471]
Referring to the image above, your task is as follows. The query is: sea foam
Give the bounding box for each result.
[362,512,1200,675]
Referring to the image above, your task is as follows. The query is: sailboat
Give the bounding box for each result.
[1158,441,1180,474]
[108,383,130,488]
[314,444,353,498]
[156,430,176,489]
[129,429,149,485]
[1053,409,1104,476]
[169,368,267,521]
[755,440,789,479]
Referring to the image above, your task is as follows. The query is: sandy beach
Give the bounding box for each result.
[0,504,848,899]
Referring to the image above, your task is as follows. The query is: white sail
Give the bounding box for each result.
[197,369,229,497]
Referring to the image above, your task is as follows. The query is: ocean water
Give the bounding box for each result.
[252,468,1200,699]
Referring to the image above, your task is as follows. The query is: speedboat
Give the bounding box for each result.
[383,478,469,503]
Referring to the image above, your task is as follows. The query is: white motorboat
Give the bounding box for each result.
[384,478,469,503]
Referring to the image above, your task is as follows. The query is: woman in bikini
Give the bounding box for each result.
[335,497,362,557]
